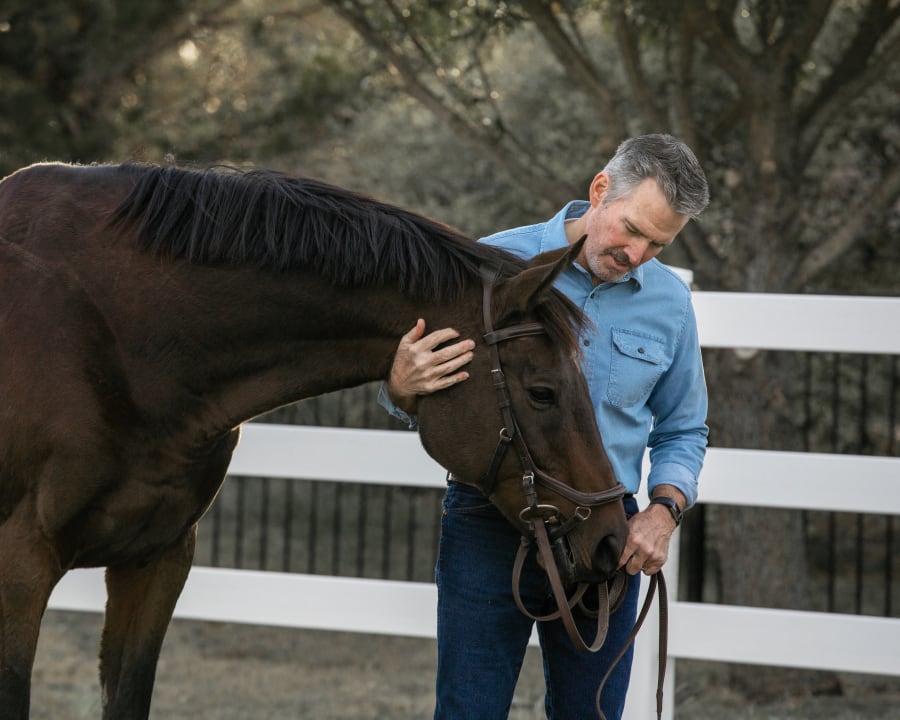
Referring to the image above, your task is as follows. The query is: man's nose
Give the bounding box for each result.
[623,240,647,266]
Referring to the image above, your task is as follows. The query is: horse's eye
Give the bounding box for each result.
[527,386,556,407]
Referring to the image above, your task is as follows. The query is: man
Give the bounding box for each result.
[379,134,710,719]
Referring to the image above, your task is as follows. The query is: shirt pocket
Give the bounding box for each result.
[607,328,667,408]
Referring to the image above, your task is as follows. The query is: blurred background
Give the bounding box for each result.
[4,0,898,715]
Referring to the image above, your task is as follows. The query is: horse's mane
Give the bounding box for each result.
[110,163,583,350]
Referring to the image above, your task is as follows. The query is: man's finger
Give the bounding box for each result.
[400,318,427,345]
[431,340,476,366]
[433,370,470,390]
[623,553,644,576]
[414,326,464,351]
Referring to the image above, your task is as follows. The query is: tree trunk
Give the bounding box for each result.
[704,348,841,698]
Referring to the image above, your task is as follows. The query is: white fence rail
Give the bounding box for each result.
[49,291,900,719]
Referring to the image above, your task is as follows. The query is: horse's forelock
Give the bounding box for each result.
[535,292,586,360]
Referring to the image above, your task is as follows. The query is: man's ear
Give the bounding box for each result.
[493,236,585,321]
[589,172,610,206]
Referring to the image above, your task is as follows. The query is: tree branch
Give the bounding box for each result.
[663,14,723,273]
[794,160,900,286]
[468,49,564,184]
[558,0,594,61]
[324,0,579,204]
[669,12,699,150]
[611,3,667,131]
[798,0,900,167]
[801,0,893,123]
[517,0,627,150]
[774,0,834,67]
[683,0,762,91]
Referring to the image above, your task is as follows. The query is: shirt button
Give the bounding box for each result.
[638,347,645,354]
[583,339,591,347]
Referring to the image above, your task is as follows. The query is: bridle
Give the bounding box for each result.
[478,263,626,644]
[478,265,627,513]
[477,264,669,720]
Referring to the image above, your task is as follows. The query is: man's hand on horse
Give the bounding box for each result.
[387,319,475,413]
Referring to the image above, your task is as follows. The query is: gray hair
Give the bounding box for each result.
[601,134,709,218]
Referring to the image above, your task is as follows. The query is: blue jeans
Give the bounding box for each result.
[434,482,640,720]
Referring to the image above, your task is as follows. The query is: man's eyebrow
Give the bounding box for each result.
[625,216,672,246]
[623,218,645,235]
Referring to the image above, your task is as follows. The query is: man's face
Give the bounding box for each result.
[579,176,689,283]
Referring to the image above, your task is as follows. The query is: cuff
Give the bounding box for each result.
[647,461,698,509]
[376,383,418,430]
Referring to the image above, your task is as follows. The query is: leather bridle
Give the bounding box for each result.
[478,265,627,510]
[477,265,669,720]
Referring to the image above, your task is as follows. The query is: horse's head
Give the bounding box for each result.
[416,239,628,584]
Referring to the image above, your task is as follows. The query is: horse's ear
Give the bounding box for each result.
[495,235,585,318]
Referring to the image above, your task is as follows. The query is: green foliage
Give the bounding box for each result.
[5,2,894,294]
[2,1,896,293]
[309,1,898,293]
[0,0,216,169]
[1,0,897,288]
[0,1,366,172]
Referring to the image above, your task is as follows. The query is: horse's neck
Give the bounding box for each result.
[96,258,432,434]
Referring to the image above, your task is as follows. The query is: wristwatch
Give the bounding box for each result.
[649,496,683,527]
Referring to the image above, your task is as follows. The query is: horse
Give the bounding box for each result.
[0,161,628,719]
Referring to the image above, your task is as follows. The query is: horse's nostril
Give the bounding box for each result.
[592,533,623,579]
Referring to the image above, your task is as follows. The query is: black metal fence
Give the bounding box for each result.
[195,477,443,583]
[194,383,445,584]
[801,352,897,617]
[194,352,899,620]
[680,351,899,618]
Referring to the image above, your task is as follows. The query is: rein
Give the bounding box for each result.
[478,265,669,719]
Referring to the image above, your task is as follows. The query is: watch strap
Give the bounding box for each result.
[649,496,683,527]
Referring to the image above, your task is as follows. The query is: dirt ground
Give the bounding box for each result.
[30,609,900,720]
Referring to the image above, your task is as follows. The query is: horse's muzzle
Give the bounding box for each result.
[522,504,620,585]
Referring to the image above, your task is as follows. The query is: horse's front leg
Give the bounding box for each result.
[0,515,63,720]
[100,525,197,720]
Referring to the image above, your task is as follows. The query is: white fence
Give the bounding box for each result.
[48,291,900,719]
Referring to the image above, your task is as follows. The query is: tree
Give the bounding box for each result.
[0,0,362,175]
[0,1,233,172]
[322,0,899,290]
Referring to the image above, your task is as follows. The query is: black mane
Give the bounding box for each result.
[110,163,583,349]
[111,163,525,302]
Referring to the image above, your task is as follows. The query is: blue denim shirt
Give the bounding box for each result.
[379,200,708,506]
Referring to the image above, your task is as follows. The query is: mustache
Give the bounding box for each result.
[604,249,633,270]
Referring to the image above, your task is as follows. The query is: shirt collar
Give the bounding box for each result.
[544,201,644,290]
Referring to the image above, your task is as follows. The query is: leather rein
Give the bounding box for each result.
[477,265,669,720]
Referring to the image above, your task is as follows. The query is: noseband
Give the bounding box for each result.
[478,266,668,720]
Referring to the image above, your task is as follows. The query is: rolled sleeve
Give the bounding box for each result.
[376,383,418,430]
[647,461,699,508]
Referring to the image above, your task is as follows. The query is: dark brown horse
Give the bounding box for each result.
[0,162,627,719]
